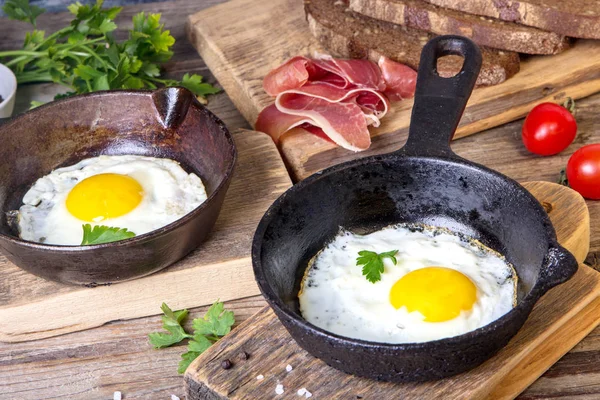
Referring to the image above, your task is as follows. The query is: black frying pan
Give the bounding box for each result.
[252,36,578,382]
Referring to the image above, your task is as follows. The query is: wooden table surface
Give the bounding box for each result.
[2,1,600,399]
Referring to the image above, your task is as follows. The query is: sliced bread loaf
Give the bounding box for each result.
[304,0,520,86]
[421,0,600,39]
[349,0,571,55]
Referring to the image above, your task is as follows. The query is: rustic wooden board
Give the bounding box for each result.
[185,181,599,400]
[186,0,600,180]
[0,129,292,343]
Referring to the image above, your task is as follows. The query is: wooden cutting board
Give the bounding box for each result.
[0,130,292,343]
[187,0,600,180]
[184,181,599,400]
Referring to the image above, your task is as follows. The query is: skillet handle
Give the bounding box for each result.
[399,35,482,158]
[533,244,578,297]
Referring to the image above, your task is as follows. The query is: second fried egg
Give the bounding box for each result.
[298,224,517,343]
[18,155,207,245]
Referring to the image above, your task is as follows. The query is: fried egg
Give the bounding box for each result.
[298,224,517,343]
[17,155,207,245]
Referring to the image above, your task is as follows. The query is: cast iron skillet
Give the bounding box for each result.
[252,36,579,382]
[0,87,236,286]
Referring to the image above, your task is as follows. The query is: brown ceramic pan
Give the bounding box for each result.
[252,36,578,382]
[0,87,236,285]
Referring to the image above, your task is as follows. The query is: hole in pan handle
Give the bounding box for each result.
[398,35,482,158]
[533,244,578,298]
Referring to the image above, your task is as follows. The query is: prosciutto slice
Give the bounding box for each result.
[256,54,416,151]
[378,56,418,101]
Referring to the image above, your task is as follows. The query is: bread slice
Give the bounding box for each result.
[304,0,520,86]
[349,0,571,55]
[421,0,600,39]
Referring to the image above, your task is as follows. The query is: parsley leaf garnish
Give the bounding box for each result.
[356,249,399,283]
[148,303,192,348]
[80,224,136,245]
[148,301,236,374]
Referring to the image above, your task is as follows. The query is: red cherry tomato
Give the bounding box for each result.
[522,102,577,156]
[566,144,600,200]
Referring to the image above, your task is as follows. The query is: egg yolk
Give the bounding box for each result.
[66,173,144,222]
[389,267,477,322]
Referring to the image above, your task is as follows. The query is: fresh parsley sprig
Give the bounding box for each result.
[356,249,398,283]
[81,224,135,245]
[0,0,220,105]
[148,301,235,374]
[2,0,44,26]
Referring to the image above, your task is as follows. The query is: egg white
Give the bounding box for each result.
[298,224,517,343]
[18,155,207,245]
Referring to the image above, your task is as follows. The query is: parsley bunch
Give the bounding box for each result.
[1,0,219,104]
[149,301,235,374]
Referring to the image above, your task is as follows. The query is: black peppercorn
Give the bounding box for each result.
[238,351,249,360]
[221,359,233,369]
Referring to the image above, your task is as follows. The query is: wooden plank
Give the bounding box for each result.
[185,181,599,400]
[0,129,292,343]
[186,0,600,180]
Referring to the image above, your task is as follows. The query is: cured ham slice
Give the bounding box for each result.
[263,55,386,96]
[257,54,416,151]
[378,56,418,101]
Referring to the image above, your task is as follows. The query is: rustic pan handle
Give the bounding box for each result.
[152,87,194,129]
[399,35,482,158]
[532,244,579,298]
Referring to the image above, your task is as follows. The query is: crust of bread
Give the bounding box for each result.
[349,0,571,55]
[422,0,600,39]
[305,0,520,86]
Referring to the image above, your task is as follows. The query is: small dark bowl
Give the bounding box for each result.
[252,36,578,382]
[0,87,236,285]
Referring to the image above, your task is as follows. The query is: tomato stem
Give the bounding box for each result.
[563,97,576,115]
[558,169,569,187]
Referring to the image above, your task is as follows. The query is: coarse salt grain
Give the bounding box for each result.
[286,364,293,372]
[298,388,307,396]
[305,389,312,398]
[113,392,122,400]
[171,395,180,400]
[275,384,284,395]
[256,374,264,380]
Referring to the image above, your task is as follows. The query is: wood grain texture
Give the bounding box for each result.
[185,182,598,400]
[186,0,600,181]
[0,129,291,343]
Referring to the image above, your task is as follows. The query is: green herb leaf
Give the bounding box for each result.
[149,301,236,374]
[2,0,45,26]
[178,351,201,374]
[80,224,136,245]
[29,100,44,109]
[356,249,398,283]
[148,303,192,349]
[177,73,221,97]
[192,301,235,337]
